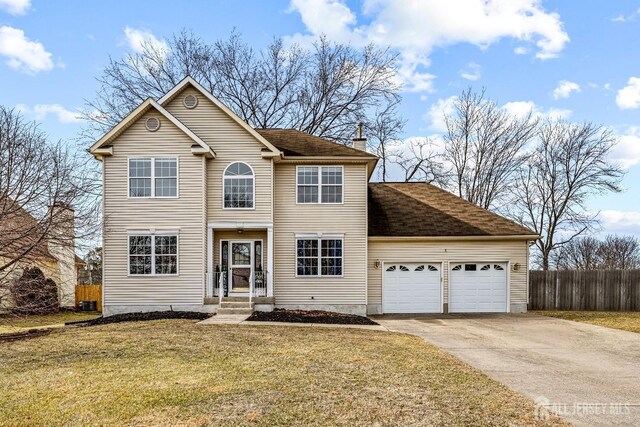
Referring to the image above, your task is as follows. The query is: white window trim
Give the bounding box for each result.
[294,236,344,278]
[295,165,344,205]
[222,161,256,210]
[127,230,179,277]
[127,157,179,199]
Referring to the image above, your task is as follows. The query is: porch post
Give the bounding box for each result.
[207,227,213,275]
[267,226,273,297]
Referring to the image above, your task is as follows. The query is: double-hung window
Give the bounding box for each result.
[129,158,178,198]
[296,166,343,204]
[129,233,178,275]
[296,237,343,276]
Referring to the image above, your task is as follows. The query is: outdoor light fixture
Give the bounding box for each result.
[374,259,381,269]
[512,263,521,271]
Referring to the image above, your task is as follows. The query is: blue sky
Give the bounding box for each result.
[1,0,639,236]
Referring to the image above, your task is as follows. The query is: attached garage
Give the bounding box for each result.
[382,263,441,313]
[449,263,508,313]
[367,182,539,315]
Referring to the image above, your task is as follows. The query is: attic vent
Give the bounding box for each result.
[145,117,160,132]
[183,94,198,109]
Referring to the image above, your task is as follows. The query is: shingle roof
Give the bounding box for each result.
[368,183,536,237]
[255,128,377,158]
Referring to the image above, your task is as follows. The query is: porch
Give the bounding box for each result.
[204,222,273,304]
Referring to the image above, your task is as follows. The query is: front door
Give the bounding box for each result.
[230,241,252,294]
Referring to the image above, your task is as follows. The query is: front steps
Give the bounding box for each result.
[216,297,254,315]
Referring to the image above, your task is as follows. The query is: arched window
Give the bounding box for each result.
[223,162,254,208]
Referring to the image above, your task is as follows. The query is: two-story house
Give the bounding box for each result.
[89,77,538,316]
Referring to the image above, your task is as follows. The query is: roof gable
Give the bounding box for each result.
[89,99,214,158]
[368,183,537,238]
[157,76,281,157]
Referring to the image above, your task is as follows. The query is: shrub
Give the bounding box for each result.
[10,267,59,315]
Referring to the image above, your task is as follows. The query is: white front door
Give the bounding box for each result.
[383,263,442,313]
[229,241,253,294]
[449,263,508,312]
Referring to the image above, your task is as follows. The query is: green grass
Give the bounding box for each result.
[0,319,567,426]
[0,311,100,334]
[532,311,640,333]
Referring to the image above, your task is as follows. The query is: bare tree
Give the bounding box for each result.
[0,107,100,309]
[83,31,401,145]
[388,137,447,184]
[553,236,602,270]
[599,235,640,270]
[365,101,406,181]
[442,88,538,209]
[513,120,624,270]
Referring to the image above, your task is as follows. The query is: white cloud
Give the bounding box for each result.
[286,0,569,91]
[502,100,571,120]
[616,77,640,110]
[123,27,169,55]
[552,80,580,99]
[459,62,481,81]
[599,210,640,236]
[514,46,529,55]
[424,96,457,132]
[426,98,572,133]
[610,126,640,169]
[611,8,640,23]
[16,103,81,124]
[0,26,54,73]
[0,0,30,15]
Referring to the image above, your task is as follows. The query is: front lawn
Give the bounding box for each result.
[533,310,640,333]
[0,311,100,334]
[0,320,566,426]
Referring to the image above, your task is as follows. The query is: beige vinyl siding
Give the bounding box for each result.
[103,110,205,305]
[212,230,268,270]
[367,239,529,307]
[273,163,368,305]
[164,87,273,223]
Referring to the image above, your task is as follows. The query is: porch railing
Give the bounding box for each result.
[205,270,228,299]
[205,268,267,301]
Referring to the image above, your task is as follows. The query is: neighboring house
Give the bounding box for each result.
[89,77,538,316]
[0,200,79,310]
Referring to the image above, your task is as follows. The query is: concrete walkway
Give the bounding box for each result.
[197,315,388,331]
[374,314,640,427]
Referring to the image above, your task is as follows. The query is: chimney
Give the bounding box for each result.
[47,204,77,308]
[352,122,367,151]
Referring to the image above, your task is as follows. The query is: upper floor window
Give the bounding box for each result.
[223,162,254,209]
[296,166,343,204]
[129,158,177,198]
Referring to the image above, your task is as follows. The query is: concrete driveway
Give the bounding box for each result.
[374,314,640,427]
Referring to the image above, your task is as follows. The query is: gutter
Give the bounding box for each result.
[368,235,541,242]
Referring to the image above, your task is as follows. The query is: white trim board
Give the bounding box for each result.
[89,98,214,158]
[208,222,273,229]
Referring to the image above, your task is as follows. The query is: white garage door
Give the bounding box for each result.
[449,263,507,313]
[383,263,441,313]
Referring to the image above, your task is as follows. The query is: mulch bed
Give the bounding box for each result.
[247,308,378,325]
[0,328,54,343]
[67,311,211,327]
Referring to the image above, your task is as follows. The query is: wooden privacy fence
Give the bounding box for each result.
[75,284,102,312]
[529,270,640,311]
